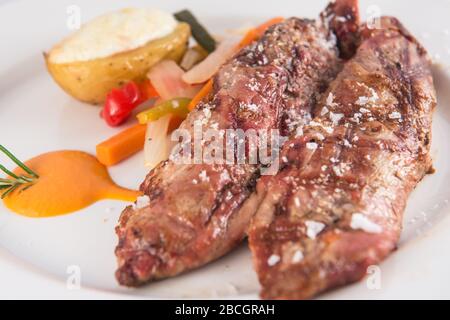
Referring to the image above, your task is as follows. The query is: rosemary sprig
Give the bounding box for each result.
[0,145,39,199]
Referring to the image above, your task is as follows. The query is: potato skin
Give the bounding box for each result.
[46,23,190,105]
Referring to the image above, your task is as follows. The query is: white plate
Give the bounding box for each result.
[1,0,450,299]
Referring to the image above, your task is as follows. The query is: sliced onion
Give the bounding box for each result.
[144,61,201,168]
[147,60,201,100]
[144,115,172,169]
[182,37,240,85]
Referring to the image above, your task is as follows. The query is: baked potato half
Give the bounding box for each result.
[46,23,190,105]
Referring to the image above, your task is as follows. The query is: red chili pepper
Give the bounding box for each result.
[101,80,158,127]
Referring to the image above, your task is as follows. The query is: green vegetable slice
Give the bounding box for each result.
[137,98,191,124]
[174,9,217,53]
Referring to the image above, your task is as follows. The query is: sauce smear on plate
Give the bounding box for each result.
[2,150,140,217]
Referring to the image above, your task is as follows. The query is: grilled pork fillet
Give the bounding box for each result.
[247,17,436,299]
[115,0,360,286]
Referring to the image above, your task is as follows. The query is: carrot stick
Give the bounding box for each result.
[238,17,284,49]
[188,79,213,111]
[96,124,146,166]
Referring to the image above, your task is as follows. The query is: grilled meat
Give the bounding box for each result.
[115,0,360,286]
[247,17,436,299]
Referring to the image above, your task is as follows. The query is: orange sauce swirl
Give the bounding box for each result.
[2,150,141,218]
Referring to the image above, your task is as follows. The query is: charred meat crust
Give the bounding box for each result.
[115,1,360,287]
[322,0,361,59]
[248,16,436,299]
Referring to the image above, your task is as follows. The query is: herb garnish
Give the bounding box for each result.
[0,145,39,199]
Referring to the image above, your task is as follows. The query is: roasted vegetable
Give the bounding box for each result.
[101,80,158,127]
[46,23,190,104]
[96,124,147,166]
[182,37,239,84]
[147,60,201,101]
[174,10,216,53]
[144,115,172,168]
[137,98,191,124]
[187,79,213,111]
